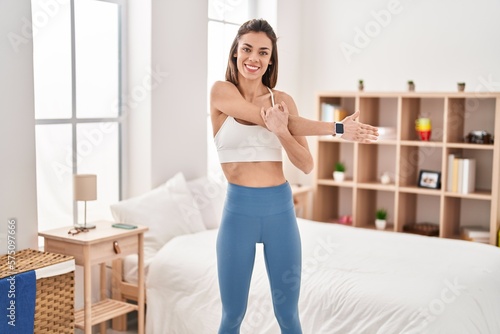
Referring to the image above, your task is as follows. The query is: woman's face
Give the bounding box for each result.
[234,31,273,82]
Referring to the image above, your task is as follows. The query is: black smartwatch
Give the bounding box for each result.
[333,122,344,136]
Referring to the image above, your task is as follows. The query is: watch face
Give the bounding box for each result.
[336,123,344,134]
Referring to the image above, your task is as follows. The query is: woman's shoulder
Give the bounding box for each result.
[270,89,295,105]
[211,80,236,92]
[210,81,239,99]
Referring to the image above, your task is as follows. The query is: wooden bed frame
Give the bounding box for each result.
[111,258,143,331]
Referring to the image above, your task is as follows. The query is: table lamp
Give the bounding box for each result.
[74,174,97,230]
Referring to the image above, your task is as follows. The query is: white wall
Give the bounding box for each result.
[278,0,500,186]
[0,0,38,253]
[276,0,306,184]
[150,0,208,187]
[125,0,208,197]
[301,0,500,94]
[123,0,152,198]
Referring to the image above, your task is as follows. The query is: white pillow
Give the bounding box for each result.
[110,172,206,255]
[187,175,227,229]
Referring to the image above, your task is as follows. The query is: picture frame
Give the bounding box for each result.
[418,170,441,189]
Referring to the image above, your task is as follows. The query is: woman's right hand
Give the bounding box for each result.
[261,102,290,135]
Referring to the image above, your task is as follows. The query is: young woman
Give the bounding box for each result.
[210,19,378,334]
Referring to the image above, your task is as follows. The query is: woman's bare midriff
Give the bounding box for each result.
[221,161,286,187]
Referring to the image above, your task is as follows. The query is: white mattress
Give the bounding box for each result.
[144,218,500,333]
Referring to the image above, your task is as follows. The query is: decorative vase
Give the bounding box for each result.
[408,82,415,92]
[358,82,364,91]
[375,219,387,230]
[333,171,345,182]
[458,83,465,92]
[380,172,391,185]
[415,117,432,141]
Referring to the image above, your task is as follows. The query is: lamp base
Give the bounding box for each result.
[75,223,96,231]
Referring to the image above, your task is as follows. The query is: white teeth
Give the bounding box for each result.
[246,64,259,70]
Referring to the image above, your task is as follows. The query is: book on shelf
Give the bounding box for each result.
[321,103,347,123]
[447,153,460,192]
[448,155,476,194]
[461,225,490,243]
[321,103,336,122]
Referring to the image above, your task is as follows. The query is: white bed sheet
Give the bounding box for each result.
[146,218,500,334]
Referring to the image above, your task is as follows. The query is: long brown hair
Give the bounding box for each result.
[225,19,278,88]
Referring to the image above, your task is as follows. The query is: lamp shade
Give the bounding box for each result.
[73,174,97,201]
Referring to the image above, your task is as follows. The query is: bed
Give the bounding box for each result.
[110,172,500,334]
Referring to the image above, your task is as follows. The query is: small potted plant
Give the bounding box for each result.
[457,82,465,92]
[333,162,346,182]
[408,80,415,92]
[358,79,364,91]
[375,208,387,230]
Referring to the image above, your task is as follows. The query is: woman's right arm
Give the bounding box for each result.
[211,81,378,141]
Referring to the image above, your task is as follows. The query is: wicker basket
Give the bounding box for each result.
[0,249,74,333]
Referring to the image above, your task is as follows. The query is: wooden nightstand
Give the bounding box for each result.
[39,221,148,334]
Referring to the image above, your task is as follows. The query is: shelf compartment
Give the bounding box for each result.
[443,148,493,194]
[357,144,397,184]
[446,97,496,144]
[74,299,138,329]
[318,96,356,122]
[355,189,395,229]
[317,141,355,181]
[397,193,441,234]
[313,185,353,223]
[359,97,399,140]
[398,146,443,188]
[441,197,491,242]
[400,97,445,142]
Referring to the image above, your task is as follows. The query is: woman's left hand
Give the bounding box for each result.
[340,111,379,143]
[261,102,290,135]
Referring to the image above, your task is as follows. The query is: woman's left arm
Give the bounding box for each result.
[261,93,314,174]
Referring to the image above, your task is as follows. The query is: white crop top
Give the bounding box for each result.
[214,87,283,163]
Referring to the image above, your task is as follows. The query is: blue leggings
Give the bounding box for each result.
[217,182,302,334]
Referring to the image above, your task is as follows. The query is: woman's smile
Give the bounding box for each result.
[244,63,260,73]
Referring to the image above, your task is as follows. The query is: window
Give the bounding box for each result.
[32,0,124,237]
